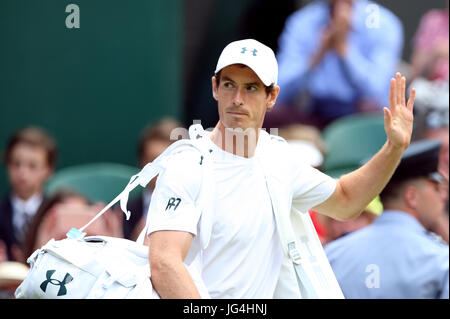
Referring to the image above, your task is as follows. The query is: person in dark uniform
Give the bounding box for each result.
[0,127,57,262]
[325,139,449,298]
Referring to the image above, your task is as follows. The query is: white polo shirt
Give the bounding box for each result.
[147,132,336,298]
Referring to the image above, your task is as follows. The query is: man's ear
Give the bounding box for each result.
[211,76,218,101]
[267,85,280,111]
[403,185,419,209]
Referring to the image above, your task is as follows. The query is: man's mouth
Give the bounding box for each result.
[227,109,248,116]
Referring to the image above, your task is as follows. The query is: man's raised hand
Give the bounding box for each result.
[384,72,415,150]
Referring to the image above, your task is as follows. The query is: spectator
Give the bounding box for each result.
[21,189,123,262]
[272,0,403,129]
[422,125,449,243]
[0,127,57,261]
[325,139,449,298]
[425,126,449,188]
[411,82,449,242]
[124,118,183,241]
[410,3,449,82]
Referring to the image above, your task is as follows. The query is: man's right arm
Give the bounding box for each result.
[149,230,201,299]
[145,148,205,298]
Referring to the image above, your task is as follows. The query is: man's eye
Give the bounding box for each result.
[247,85,257,91]
[223,82,234,88]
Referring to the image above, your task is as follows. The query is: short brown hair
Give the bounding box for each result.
[137,118,183,160]
[3,126,57,169]
[214,67,275,96]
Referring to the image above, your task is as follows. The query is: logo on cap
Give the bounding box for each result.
[241,47,258,56]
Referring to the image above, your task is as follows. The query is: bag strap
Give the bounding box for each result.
[136,124,214,245]
[67,130,207,241]
[68,124,213,245]
[265,179,318,299]
[257,131,318,299]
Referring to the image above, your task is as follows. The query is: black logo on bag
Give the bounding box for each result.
[40,270,73,296]
[165,197,181,211]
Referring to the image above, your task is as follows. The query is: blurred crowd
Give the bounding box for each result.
[0,0,448,299]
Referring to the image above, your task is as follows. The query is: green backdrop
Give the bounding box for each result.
[0,0,182,195]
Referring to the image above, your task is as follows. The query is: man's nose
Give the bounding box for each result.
[16,164,29,176]
[232,87,244,106]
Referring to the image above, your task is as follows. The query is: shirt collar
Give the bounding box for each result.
[11,193,44,217]
[374,210,426,233]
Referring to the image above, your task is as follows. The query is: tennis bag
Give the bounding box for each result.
[15,235,157,299]
[15,125,212,299]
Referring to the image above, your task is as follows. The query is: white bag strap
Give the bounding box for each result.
[257,131,318,299]
[67,131,210,242]
[265,181,318,299]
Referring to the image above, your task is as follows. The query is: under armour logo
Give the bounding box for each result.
[241,47,257,56]
[40,270,73,296]
[165,197,181,211]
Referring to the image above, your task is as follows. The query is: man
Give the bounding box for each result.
[0,127,57,261]
[325,139,449,298]
[147,39,415,298]
[274,0,403,128]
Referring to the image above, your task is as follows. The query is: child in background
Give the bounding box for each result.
[0,127,57,261]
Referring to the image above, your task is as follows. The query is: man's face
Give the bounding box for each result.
[34,197,114,250]
[415,178,447,230]
[212,64,279,131]
[7,143,51,200]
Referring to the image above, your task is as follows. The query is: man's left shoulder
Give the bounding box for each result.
[260,131,291,159]
[259,131,300,176]
[262,131,312,166]
[261,130,289,148]
[268,133,287,144]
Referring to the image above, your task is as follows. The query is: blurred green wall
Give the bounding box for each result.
[0,0,182,195]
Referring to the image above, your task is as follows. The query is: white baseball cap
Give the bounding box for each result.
[214,39,278,86]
